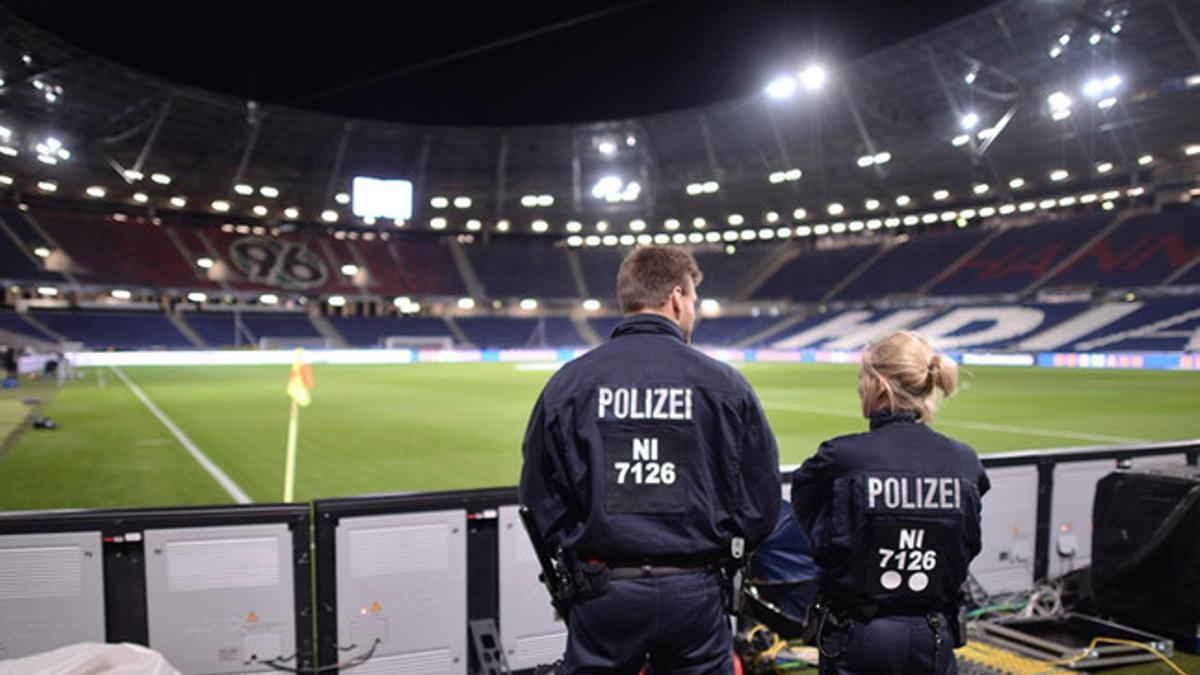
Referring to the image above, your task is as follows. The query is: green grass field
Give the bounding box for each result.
[1,362,1198,510]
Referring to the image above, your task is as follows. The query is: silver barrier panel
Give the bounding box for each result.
[336,509,467,675]
[971,466,1037,595]
[0,531,105,660]
[497,505,567,671]
[144,523,296,675]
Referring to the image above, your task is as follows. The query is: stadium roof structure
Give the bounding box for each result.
[0,0,1198,240]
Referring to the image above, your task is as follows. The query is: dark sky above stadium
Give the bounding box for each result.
[7,0,997,126]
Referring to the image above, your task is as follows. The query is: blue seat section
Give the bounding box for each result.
[0,311,52,340]
[692,248,775,299]
[910,302,1088,350]
[183,312,317,347]
[753,244,882,301]
[1176,263,1200,285]
[31,311,192,349]
[1048,210,1200,289]
[589,315,624,341]
[577,250,626,300]
[692,315,786,347]
[1060,298,1200,351]
[837,230,988,301]
[0,210,64,282]
[330,316,453,347]
[930,215,1110,296]
[456,317,584,349]
[465,241,576,298]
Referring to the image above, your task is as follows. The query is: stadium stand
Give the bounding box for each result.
[455,316,585,349]
[464,240,576,298]
[589,315,624,341]
[182,311,319,348]
[691,315,784,347]
[351,239,465,296]
[835,229,991,301]
[930,214,1112,296]
[691,248,777,299]
[0,207,65,282]
[576,249,626,300]
[1047,209,1200,289]
[30,310,192,349]
[753,243,883,301]
[330,315,454,348]
[1057,297,1200,352]
[0,310,52,341]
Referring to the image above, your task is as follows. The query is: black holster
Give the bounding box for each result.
[565,554,611,601]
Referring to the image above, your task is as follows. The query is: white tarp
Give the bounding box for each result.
[0,643,181,675]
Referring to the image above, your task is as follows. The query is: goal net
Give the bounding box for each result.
[381,335,455,350]
[258,336,335,350]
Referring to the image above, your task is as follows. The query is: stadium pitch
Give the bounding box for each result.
[0,362,1198,510]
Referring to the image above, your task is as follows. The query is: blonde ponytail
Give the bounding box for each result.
[859,331,957,423]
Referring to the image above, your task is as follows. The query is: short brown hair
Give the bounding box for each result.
[617,246,703,314]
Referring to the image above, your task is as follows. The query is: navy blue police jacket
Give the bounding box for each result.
[791,409,990,615]
[519,313,781,562]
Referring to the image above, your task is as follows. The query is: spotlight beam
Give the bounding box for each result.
[131,94,175,177]
[841,86,887,180]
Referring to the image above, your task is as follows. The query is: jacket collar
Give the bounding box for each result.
[868,408,921,430]
[611,313,685,342]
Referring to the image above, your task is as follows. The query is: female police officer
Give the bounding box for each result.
[791,330,989,674]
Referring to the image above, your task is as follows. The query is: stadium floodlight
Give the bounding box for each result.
[831,222,847,233]
[655,233,671,244]
[430,196,449,208]
[685,183,703,196]
[280,206,298,219]
[759,228,775,239]
[598,139,617,156]
[664,218,680,231]
[826,202,845,216]
[620,234,636,246]
[234,183,254,196]
[148,172,171,185]
[960,208,976,219]
[864,199,880,211]
[1050,168,1069,182]
[768,171,785,184]
[585,235,602,247]
[630,219,646,232]
[799,64,827,91]
[566,235,583,247]
[765,211,779,223]
[848,221,864,232]
[895,195,911,207]
[687,232,704,244]
[1047,91,1072,111]
[766,75,798,99]
[866,219,882,230]
[335,192,351,205]
[320,209,338,222]
[793,207,807,219]
[813,224,830,235]
[457,297,476,310]
[531,219,549,233]
[1009,177,1026,189]
[520,194,537,207]
[582,299,601,312]
[1127,186,1145,197]
[466,219,482,231]
[741,230,757,241]
[998,204,1016,215]
[591,175,625,200]
[33,246,50,257]
[884,217,900,228]
[932,189,949,201]
[776,226,793,237]
[259,293,279,305]
[979,206,996,217]
[340,264,359,276]
[256,185,278,198]
[637,234,653,245]
[328,295,347,307]
[595,220,609,232]
[856,155,874,168]
[952,134,970,147]
[36,286,58,297]
[86,185,106,198]
[903,215,919,226]
[0,126,9,140]
[453,196,472,209]
[184,291,207,304]
[1095,95,1118,110]
[1096,161,1114,173]
[121,169,144,181]
[252,205,268,217]
[1185,145,1200,156]
[960,112,979,129]
[1137,154,1153,166]
[537,194,554,207]
[0,175,11,186]
[1083,74,1121,98]
[796,225,813,237]
[430,217,448,230]
[701,181,718,193]
[1059,196,1077,207]
[35,180,57,193]
[1019,201,1036,212]
[1039,198,1056,209]
[603,234,620,246]
[972,183,989,195]
[1058,33,1071,46]
[36,154,58,166]
[1080,193,1098,204]
[727,214,744,226]
[693,217,706,229]
[0,145,16,157]
[722,230,738,242]
[873,151,891,165]
[923,213,940,224]
[196,257,214,269]
[496,219,511,232]
[1051,108,1071,121]
[566,220,583,233]
[170,196,188,209]
[518,298,538,311]
[210,199,231,213]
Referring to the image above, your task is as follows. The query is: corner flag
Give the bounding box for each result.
[287,349,314,407]
[283,348,313,502]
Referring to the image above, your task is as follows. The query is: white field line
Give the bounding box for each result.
[110,367,251,504]
[766,401,1151,445]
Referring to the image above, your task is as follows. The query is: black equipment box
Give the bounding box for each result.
[1091,464,1200,648]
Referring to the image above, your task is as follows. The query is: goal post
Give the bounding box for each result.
[258,336,335,350]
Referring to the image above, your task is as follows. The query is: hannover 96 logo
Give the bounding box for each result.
[229,237,328,289]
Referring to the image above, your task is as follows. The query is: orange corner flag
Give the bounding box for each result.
[287,348,314,407]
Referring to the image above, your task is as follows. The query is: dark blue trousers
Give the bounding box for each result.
[818,615,956,675]
[558,571,733,674]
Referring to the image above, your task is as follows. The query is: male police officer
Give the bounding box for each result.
[520,246,781,674]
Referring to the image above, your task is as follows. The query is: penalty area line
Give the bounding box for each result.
[110,367,251,504]
[767,402,1150,445]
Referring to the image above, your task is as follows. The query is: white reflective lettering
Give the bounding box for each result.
[867,477,883,509]
[598,387,612,417]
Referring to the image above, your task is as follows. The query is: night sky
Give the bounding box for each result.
[6,1,997,125]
